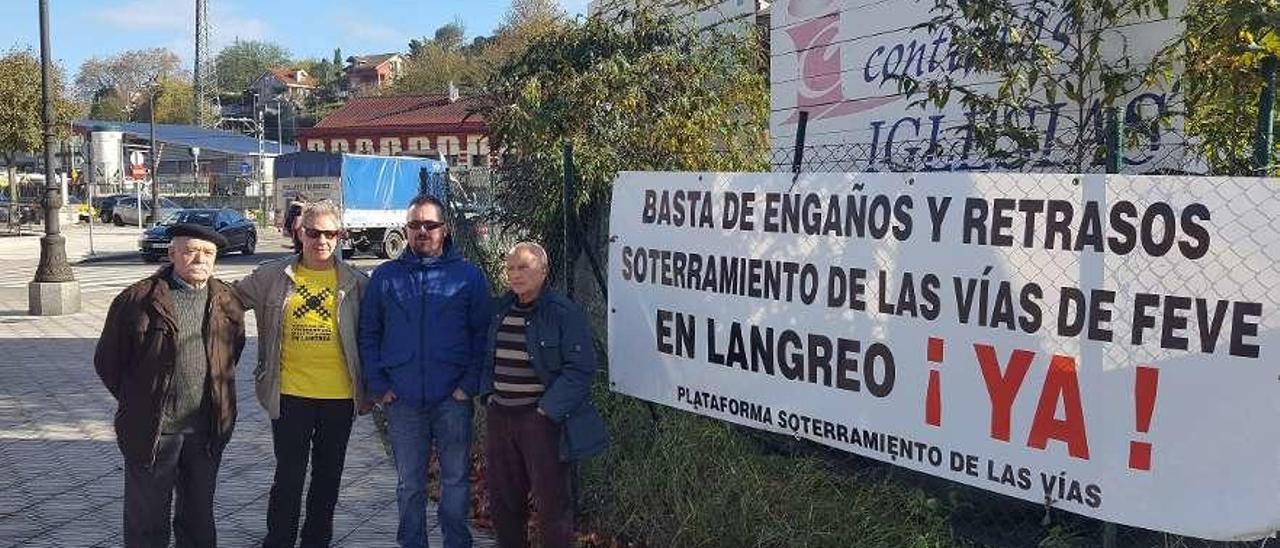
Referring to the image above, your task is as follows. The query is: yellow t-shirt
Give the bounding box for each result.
[280,265,352,399]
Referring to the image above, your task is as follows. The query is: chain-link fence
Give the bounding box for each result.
[455,120,1278,547]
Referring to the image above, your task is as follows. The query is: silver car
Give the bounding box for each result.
[112,196,181,226]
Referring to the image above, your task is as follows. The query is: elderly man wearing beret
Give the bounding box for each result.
[95,223,247,548]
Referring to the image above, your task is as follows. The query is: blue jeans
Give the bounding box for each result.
[385,397,474,548]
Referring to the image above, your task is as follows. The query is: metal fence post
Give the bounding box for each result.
[791,111,809,187]
[1102,105,1122,548]
[562,141,576,299]
[1106,106,1122,175]
[1255,56,1277,176]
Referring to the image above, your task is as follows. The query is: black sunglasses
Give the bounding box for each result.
[405,220,444,231]
[303,228,343,239]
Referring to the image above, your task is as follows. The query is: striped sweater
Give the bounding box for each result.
[491,302,545,408]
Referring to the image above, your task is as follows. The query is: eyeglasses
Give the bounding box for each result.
[303,228,343,239]
[405,220,444,232]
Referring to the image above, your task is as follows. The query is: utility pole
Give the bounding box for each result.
[148,81,160,225]
[275,99,283,154]
[257,103,266,225]
[194,0,203,125]
[193,0,217,126]
[30,0,80,315]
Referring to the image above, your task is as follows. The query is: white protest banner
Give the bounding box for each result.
[608,171,1280,541]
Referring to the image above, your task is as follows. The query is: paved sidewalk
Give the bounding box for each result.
[0,269,494,546]
[1,222,302,264]
[1,222,155,264]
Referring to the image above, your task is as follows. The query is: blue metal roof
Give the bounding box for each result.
[74,119,297,156]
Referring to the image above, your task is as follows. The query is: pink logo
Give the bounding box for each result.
[782,6,897,124]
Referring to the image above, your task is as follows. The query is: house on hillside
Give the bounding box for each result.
[296,93,492,168]
[249,68,319,103]
[344,53,406,93]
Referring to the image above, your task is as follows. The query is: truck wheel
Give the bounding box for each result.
[379,229,406,259]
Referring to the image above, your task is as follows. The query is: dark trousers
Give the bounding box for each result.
[485,405,573,548]
[262,395,355,548]
[124,431,221,548]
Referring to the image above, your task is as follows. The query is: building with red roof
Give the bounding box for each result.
[296,93,492,167]
[249,68,320,103]
[344,53,406,93]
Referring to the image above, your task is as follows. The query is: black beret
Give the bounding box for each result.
[168,222,228,249]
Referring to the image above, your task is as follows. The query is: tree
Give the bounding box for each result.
[1181,0,1280,174]
[501,0,565,34]
[214,39,292,93]
[133,78,197,125]
[397,2,571,98]
[0,48,77,209]
[88,90,131,122]
[296,57,334,88]
[395,20,485,95]
[487,0,568,59]
[891,0,1179,172]
[75,48,183,117]
[476,9,768,270]
[434,19,467,52]
[389,43,475,95]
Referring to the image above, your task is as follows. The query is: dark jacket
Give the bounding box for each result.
[359,243,491,408]
[94,267,246,466]
[480,289,609,461]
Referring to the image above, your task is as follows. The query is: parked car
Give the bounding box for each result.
[95,194,130,224]
[112,196,181,226]
[138,208,258,262]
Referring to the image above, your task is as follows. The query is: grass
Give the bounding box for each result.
[576,382,969,548]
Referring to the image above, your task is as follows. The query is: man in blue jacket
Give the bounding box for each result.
[480,241,608,548]
[359,194,491,548]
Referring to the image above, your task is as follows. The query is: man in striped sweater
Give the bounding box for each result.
[481,242,608,548]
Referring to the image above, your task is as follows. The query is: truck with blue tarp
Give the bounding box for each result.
[273,151,448,258]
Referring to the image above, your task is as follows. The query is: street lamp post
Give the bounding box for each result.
[30,0,80,315]
[275,99,283,154]
[148,80,160,225]
[191,146,201,194]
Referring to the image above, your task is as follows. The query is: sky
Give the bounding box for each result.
[0,0,592,78]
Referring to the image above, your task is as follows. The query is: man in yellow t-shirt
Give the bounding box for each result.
[234,201,369,548]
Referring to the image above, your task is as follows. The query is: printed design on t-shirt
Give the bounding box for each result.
[293,285,333,320]
[290,283,334,343]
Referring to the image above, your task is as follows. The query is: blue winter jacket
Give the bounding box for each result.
[480,289,609,461]
[359,243,491,408]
